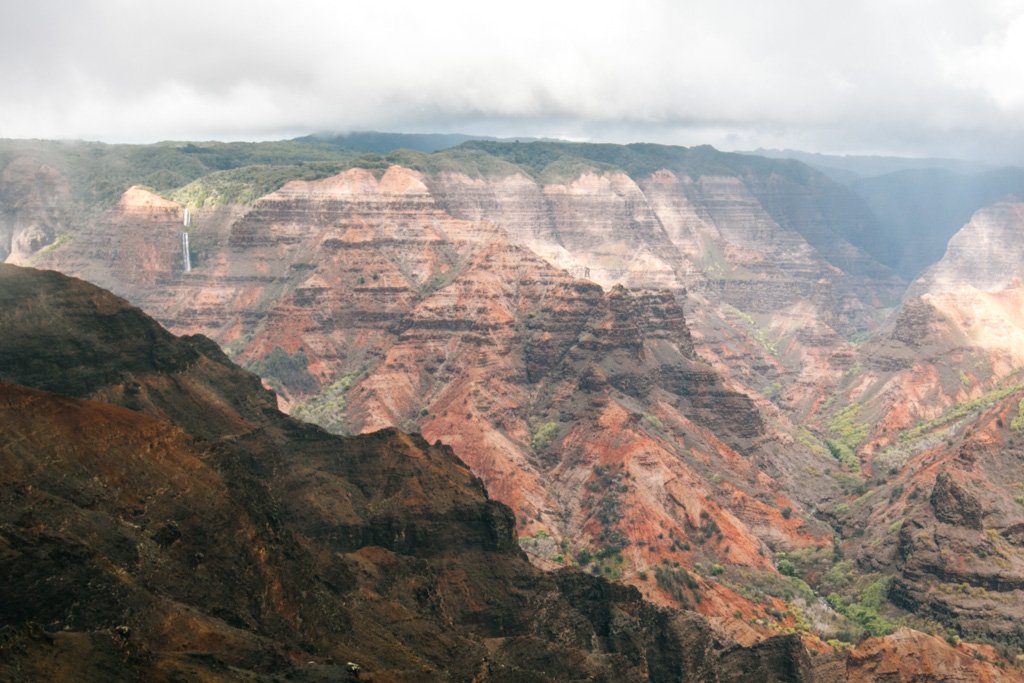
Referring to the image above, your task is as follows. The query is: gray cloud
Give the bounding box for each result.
[2,0,1023,161]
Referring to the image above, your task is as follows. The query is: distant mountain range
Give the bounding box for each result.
[743,147,999,181]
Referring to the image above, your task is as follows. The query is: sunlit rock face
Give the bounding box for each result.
[428,167,902,324]
[913,202,1024,294]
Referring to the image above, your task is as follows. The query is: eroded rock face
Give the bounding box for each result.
[718,633,815,682]
[6,139,1024,675]
[845,629,1018,683]
[0,264,816,681]
[427,166,902,322]
[333,236,833,592]
[930,472,984,529]
[421,161,904,428]
[0,263,278,440]
[844,395,1024,651]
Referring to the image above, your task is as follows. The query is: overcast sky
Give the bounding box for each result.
[3,0,1024,161]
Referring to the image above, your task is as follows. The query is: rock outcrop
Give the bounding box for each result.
[845,629,1019,683]
[911,202,1024,295]
[929,471,984,529]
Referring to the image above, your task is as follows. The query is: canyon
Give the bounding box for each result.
[3,263,1018,681]
[1,263,816,681]
[4,137,1024,678]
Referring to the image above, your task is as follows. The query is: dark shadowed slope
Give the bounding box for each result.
[0,263,826,682]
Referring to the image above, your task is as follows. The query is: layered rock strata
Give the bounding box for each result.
[1,263,825,681]
[838,388,1024,654]
[25,165,846,611]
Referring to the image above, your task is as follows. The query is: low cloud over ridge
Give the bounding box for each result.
[2,0,1023,161]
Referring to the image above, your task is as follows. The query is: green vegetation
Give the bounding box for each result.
[246,347,318,396]
[724,566,816,605]
[826,440,860,473]
[172,162,350,206]
[573,545,626,578]
[594,549,626,579]
[0,138,358,208]
[535,156,618,184]
[1,136,831,230]
[383,146,525,178]
[822,560,855,592]
[296,131,479,154]
[824,405,869,484]
[28,233,70,263]
[582,465,630,552]
[786,601,813,633]
[169,145,523,207]
[842,363,864,381]
[777,559,798,577]
[530,421,561,451]
[655,565,700,607]
[774,547,822,576]
[796,427,830,456]
[828,405,869,460]
[643,413,664,431]
[903,381,1024,441]
[733,309,778,354]
[721,549,914,645]
[459,139,817,184]
[826,577,896,637]
[760,381,783,401]
[1011,398,1024,431]
[695,511,722,542]
[292,368,365,435]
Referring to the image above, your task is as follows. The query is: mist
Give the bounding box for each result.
[2,0,1023,161]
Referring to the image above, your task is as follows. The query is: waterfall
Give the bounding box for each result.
[181,232,192,273]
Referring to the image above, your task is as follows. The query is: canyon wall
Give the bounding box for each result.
[18,152,888,626]
[4,263,828,681]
